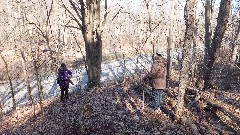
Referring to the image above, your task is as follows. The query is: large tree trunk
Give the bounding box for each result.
[176,0,195,121]
[203,0,232,89]
[80,0,102,88]
[65,0,106,88]
[0,53,16,109]
[191,0,199,86]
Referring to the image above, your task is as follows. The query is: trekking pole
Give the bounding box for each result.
[143,85,145,110]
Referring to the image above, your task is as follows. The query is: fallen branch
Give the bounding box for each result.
[203,96,240,130]
[186,87,240,132]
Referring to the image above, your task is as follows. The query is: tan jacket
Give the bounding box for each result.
[151,57,167,89]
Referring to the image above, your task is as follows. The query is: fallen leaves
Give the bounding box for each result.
[0,78,238,134]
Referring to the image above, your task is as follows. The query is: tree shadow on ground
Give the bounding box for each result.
[1,79,239,134]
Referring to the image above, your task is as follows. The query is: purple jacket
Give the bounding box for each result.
[57,68,72,87]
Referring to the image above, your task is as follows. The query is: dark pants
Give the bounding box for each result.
[152,88,164,109]
[60,86,69,100]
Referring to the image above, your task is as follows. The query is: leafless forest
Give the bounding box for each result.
[0,0,240,134]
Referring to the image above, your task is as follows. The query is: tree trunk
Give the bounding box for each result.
[191,0,199,86]
[231,19,240,64]
[80,0,102,88]
[203,0,211,83]
[167,36,171,86]
[0,53,16,110]
[65,0,105,88]
[33,60,43,114]
[167,0,176,87]
[176,0,196,121]
[145,0,155,60]
[20,50,34,105]
[203,0,232,89]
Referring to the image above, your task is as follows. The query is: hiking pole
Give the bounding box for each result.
[126,56,151,110]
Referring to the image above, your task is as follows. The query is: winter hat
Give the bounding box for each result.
[60,63,66,69]
[156,48,163,57]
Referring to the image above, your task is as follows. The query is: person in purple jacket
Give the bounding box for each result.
[57,63,73,101]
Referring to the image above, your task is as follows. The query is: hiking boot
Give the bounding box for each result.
[60,96,64,101]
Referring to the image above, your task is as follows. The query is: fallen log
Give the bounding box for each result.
[203,96,240,131]
[215,110,240,132]
[206,89,240,101]
[186,87,240,131]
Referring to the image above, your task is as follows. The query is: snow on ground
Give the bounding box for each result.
[0,55,154,113]
[0,47,196,113]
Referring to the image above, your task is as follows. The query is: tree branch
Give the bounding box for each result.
[62,3,82,30]
[69,0,82,20]
[45,0,53,27]
[99,5,123,33]
[64,25,82,30]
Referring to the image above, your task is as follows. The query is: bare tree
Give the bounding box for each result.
[176,0,196,121]
[63,0,108,88]
[203,0,232,89]
[0,53,16,110]
[25,0,56,72]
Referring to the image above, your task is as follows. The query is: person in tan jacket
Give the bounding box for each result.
[144,51,167,110]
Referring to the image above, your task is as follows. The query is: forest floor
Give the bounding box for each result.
[0,74,239,135]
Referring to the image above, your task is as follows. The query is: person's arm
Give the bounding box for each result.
[151,62,166,79]
[67,70,72,77]
[67,70,74,85]
[151,63,161,79]
[69,79,74,85]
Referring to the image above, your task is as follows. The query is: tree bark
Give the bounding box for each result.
[203,0,211,83]
[176,0,196,121]
[82,0,102,88]
[203,0,232,89]
[191,0,199,87]
[167,0,176,87]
